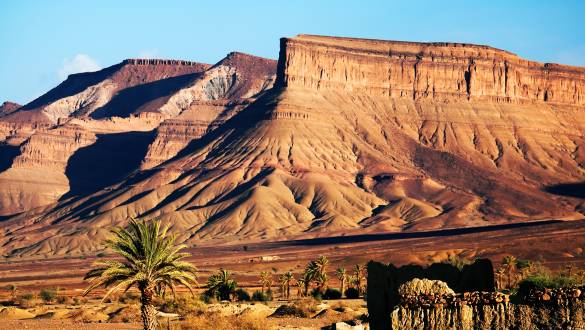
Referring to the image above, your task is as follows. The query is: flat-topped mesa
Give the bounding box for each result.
[276,34,585,105]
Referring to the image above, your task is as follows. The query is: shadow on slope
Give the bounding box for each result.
[545,182,585,199]
[90,73,201,119]
[62,131,155,199]
[0,144,20,172]
[22,64,124,110]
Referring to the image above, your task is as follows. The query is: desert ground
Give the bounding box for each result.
[1,219,584,329]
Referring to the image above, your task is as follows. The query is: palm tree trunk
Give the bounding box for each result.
[286,284,290,299]
[140,289,158,330]
[340,278,345,296]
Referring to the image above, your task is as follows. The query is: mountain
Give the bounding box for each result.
[0,34,584,257]
[0,53,277,217]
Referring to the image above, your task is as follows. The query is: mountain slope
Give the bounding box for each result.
[0,35,584,257]
[0,54,276,216]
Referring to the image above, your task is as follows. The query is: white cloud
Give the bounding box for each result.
[137,48,159,59]
[58,54,101,80]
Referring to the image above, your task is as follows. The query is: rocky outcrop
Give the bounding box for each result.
[0,101,21,117]
[277,34,585,105]
[0,124,97,215]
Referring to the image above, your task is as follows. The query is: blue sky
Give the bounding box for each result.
[1,0,584,104]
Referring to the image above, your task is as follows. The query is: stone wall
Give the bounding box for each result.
[367,260,494,329]
[391,300,584,330]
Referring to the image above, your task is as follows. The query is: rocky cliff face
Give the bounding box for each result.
[141,52,277,169]
[0,35,583,257]
[0,124,97,215]
[277,35,585,105]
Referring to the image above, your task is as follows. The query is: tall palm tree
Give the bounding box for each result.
[83,219,198,330]
[206,269,237,301]
[502,255,517,289]
[353,264,366,295]
[335,268,348,296]
[279,272,294,299]
[303,262,318,295]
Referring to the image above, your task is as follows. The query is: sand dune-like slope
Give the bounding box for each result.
[1,35,584,257]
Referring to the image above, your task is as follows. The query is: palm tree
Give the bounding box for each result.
[206,269,237,301]
[303,262,318,295]
[303,256,330,294]
[495,268,506,291]
[315,272,328,293]
[259,271,270,294]
[353,264,366,295]
[296,278,305,297]
[83,219,198,330]
[335,268,348,296]
[279,272,294,299]
[315,256,329,275]
[502,255,517,289]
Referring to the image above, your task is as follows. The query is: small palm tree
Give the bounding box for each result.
[259,271,272,294]
[83,219,198,330]
[315,272,328,293]
[502,255,517,289]
[353,264,366,295]
[335,268,348,296]
[495,268,506,291]
[206,269,237,301]
[279,272,294,299]
[296,278,305,297]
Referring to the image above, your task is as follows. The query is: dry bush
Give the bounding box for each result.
[160,295,206,315]
[181,312,273,330]
[108,305,141,323]
[292,299,319,315]
[15,292,40,308]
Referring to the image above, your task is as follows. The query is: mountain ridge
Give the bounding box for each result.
[0,35,583,257]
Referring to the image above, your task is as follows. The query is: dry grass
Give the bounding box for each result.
[180,312,274,330]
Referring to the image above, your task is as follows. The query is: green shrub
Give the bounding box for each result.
[309,288,323,301]
[235,288,251,301]
[518,275,577,300]
[345,287,360,299]
[39,288,57,303]
[252,290,272,302]
[19,292,34,301]
[323,288,342,299]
